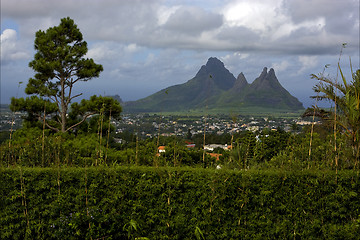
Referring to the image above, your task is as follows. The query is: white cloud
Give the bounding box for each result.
[234,52,249,60]
[222,0,286,35]
[297,56,318,74]
[86,42,143,62]
[222,52,249,63]
[157,5,181,25]
[86,43,117,61]
[1,29,16,42]
[221,0,330,44]
[125,44,141,53]
[0,29,29,63]
[271,60,290,72]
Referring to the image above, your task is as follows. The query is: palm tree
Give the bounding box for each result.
[311,67,360,168]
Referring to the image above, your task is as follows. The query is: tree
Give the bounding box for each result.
[11,17,104,133]
[312,66,360,167]
[69,95,122,134]
[254,128,290,163]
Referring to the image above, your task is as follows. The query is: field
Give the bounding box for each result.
[129,108,304,118]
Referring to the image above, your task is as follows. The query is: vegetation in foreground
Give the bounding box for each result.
[1,167,359,239]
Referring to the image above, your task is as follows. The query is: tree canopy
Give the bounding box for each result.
[10,17,113,133]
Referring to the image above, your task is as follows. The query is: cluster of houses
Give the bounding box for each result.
[114,114,308,139]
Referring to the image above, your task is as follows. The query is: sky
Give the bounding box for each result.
[1,0,359,108]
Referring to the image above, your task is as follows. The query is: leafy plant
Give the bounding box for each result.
[312,66,360,168]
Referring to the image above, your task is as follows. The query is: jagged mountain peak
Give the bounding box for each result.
[195,57,235,90]
[261,67,268,75]
[251,67,283,90]
[196,57,227,76]
[237,72,248,84]
[206,57,224,68]
[258,67,276,79]
[231,72,248,92]
[268,68,277,79]
[237,72,247,81]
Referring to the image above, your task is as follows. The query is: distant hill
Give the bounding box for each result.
[124,57,304,113]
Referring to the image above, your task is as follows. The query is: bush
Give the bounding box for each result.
[1,167,359,239]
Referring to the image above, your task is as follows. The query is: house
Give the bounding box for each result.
[156,146,166,157]
[158,146,166,153]
[185,141,196,149]
[186,143,196,149]
[207,153,222,161]
[204,144,229,151]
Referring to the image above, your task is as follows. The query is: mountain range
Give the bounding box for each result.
[124,57,304,113]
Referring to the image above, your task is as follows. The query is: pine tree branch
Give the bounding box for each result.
[65,112,96,132]
[45,121,60,132]
[35,112,60,132]
[69,93,83,102]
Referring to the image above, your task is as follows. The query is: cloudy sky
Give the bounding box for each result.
[1,0,359,107]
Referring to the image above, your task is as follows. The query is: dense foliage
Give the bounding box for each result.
[1,167,359,239]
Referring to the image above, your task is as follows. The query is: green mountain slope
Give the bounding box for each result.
[124,57,304,113]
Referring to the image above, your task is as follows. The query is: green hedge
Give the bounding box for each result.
[1,167,359,239]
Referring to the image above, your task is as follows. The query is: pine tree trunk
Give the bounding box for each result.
[61,78,67,132]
